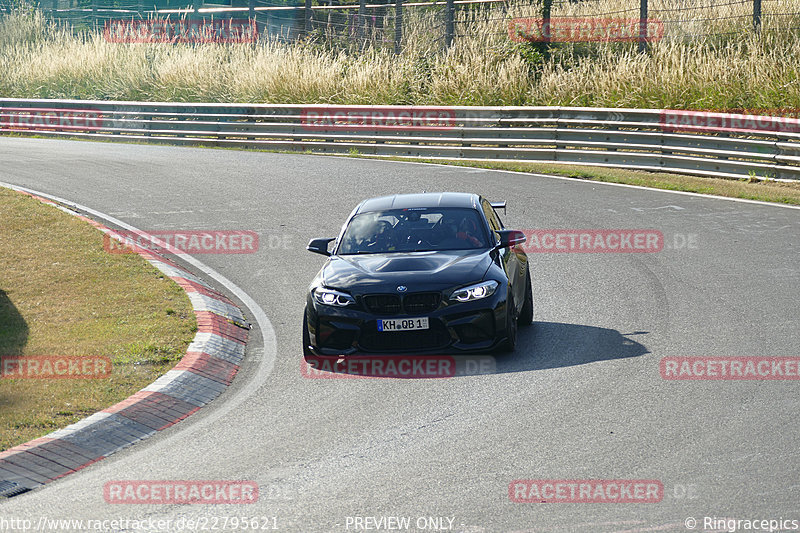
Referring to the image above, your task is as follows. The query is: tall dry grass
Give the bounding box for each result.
[0,1,798,109]
[536,32,800,108]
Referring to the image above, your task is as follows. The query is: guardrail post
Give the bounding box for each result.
[542,0,551,46]
[91,0,97,29]
[249,0,255,20]
[445,0,454,48]
[394,0,402,54]
[357,0,366,44]
[638,0,648,53]
[192,0,201,20]
[305,0,312,35]
[325,0,333,35]
[753,0,762,31]
[375,0,386,33]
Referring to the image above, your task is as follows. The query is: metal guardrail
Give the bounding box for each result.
[2,98,799,181]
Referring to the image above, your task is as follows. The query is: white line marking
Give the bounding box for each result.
[354,157,800,210]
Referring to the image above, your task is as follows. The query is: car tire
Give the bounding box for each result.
[500,293,518,353]
[518,266,533,326]
[302,307,314,357]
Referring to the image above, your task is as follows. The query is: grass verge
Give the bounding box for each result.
[0,187,197,451]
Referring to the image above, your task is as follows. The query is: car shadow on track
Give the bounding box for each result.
[494,321,650,374]
[300,321,649,379]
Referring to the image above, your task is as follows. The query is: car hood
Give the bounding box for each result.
[321,250,493,293]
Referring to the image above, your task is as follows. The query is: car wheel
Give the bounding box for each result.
[302,307,314,357]
[500,294,518,352]
[518,266,533,326]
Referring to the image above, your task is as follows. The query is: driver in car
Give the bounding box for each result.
[436,212,483,248]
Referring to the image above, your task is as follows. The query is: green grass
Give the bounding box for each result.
[0,187,197,451]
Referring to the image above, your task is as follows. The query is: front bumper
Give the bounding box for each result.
[305,291,509,356]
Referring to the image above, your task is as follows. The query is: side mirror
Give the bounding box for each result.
[307,237,335,256]
[495,229,526,249]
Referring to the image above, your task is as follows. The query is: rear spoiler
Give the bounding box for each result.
[490,201,507,213]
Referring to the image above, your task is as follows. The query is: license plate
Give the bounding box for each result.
[377,317,429,332]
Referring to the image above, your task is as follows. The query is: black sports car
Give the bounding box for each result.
[303,192,533,355]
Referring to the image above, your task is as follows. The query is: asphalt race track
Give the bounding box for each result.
[1,136,798,532]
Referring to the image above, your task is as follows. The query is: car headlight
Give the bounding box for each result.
[313,287,356,307]
[450,280,499,302]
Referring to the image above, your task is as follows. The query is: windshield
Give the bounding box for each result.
[337,207,491,255]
